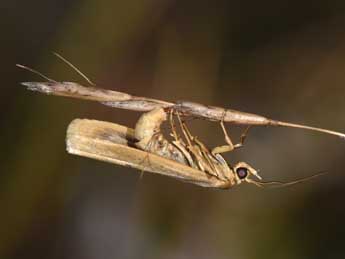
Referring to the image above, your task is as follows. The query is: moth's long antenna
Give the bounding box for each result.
[248,171,327,188]
[53,52,95,86]
[16,64,56,82]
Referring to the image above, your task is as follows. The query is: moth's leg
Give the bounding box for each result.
[193,137,220,176]
[238,125,251,146]
[176,112,194,147]
[211,120,237,155]
[176,112,219,177]
[175,112,203,165]
[172,140,196,167]
[168,109,197,167]
[176,112,208,160]
[169,109,180,142]
[212,123,252,155]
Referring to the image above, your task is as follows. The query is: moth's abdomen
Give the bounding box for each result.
[134,108,188,165]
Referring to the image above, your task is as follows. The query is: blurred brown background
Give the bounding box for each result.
[1,0,345,258]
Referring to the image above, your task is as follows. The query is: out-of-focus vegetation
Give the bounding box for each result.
[1,0,345,258]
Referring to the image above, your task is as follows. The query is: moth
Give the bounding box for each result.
[66,107,326,189]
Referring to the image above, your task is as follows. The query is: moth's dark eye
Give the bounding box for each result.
[236,167,248,179]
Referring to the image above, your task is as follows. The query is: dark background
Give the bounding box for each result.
[1,1,345,258]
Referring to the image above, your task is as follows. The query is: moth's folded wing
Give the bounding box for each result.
[66,119,224,188]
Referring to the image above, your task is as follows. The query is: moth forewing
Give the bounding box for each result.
[66,119,229,188]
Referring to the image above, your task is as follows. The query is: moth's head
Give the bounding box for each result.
[232,161,325,188]
[233,161,262,185]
